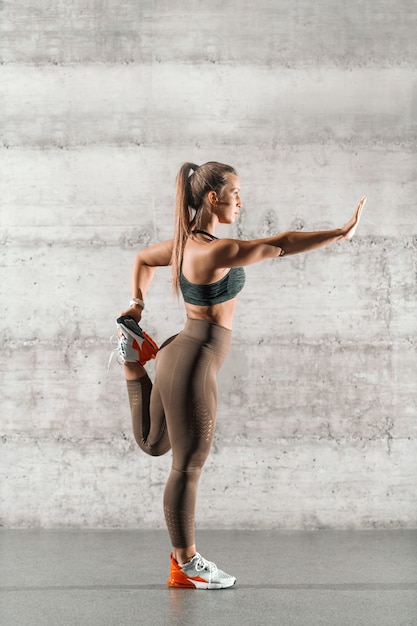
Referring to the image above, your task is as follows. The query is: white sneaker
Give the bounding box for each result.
[167,552,236,589]
[116,316,158,365]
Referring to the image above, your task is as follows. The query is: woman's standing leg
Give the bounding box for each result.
[156,323,228,564]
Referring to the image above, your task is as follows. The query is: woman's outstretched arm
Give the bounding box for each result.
[211,196,367,267]
[272,196,367,255]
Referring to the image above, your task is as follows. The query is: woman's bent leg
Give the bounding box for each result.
[126,372,171,457]
[123,335,179,456]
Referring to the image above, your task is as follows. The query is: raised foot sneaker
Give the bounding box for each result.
[116,315,158,365]
[167,553,236,590]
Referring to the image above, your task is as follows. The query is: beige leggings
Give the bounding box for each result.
[126,318,232,548]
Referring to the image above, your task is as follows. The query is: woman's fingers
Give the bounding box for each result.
[356,196,367,220]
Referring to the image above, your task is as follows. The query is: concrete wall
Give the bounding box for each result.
[1,0,416,529]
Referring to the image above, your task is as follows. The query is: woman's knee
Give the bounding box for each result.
[171,447,211,473]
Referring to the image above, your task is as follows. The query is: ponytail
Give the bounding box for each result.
[172,163,199,296]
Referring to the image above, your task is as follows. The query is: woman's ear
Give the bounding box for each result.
[207,190,218,207]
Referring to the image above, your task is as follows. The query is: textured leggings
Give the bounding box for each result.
[126,318,232,548]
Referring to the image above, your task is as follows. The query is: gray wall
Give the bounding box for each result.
[1,1,416,529]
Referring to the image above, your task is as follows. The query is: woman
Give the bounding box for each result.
[117,161,366,590]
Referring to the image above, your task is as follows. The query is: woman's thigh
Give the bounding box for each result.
[155,334,218,469]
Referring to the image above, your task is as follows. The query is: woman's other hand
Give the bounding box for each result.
[119,306,142,322]
[340,196,367,240]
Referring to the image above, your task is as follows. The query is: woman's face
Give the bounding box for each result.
[215,174,242,224]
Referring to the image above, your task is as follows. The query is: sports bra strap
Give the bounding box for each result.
[192,230,218,241]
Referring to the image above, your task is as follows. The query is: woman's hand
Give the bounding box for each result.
[119,305,143,322]
[339,196,367,240]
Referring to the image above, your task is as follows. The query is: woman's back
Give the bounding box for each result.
[180,233,244,329]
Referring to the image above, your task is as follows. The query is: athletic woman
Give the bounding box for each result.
[116,161,366,589]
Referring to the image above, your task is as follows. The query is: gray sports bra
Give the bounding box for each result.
[180,230,246,306]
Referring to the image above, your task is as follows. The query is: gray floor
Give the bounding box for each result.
[1,529,416,626]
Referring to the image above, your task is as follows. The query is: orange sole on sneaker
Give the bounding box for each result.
[167,559,204,588]
[167,575,205,589]
[167,574,225,589]
[139,331,159,364]
[131,332,158,365]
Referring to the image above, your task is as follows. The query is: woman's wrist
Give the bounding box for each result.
[129,298,145,309]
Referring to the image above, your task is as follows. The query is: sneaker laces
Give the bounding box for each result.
[194,554,218,582]
[107,332,125,371]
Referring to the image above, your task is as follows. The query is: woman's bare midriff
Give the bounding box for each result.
[184,298,238,330]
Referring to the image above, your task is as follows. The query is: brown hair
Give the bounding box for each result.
[171,161,237,295]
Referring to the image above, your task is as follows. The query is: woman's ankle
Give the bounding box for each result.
[124,362,147,380]
[173,546,197,566]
